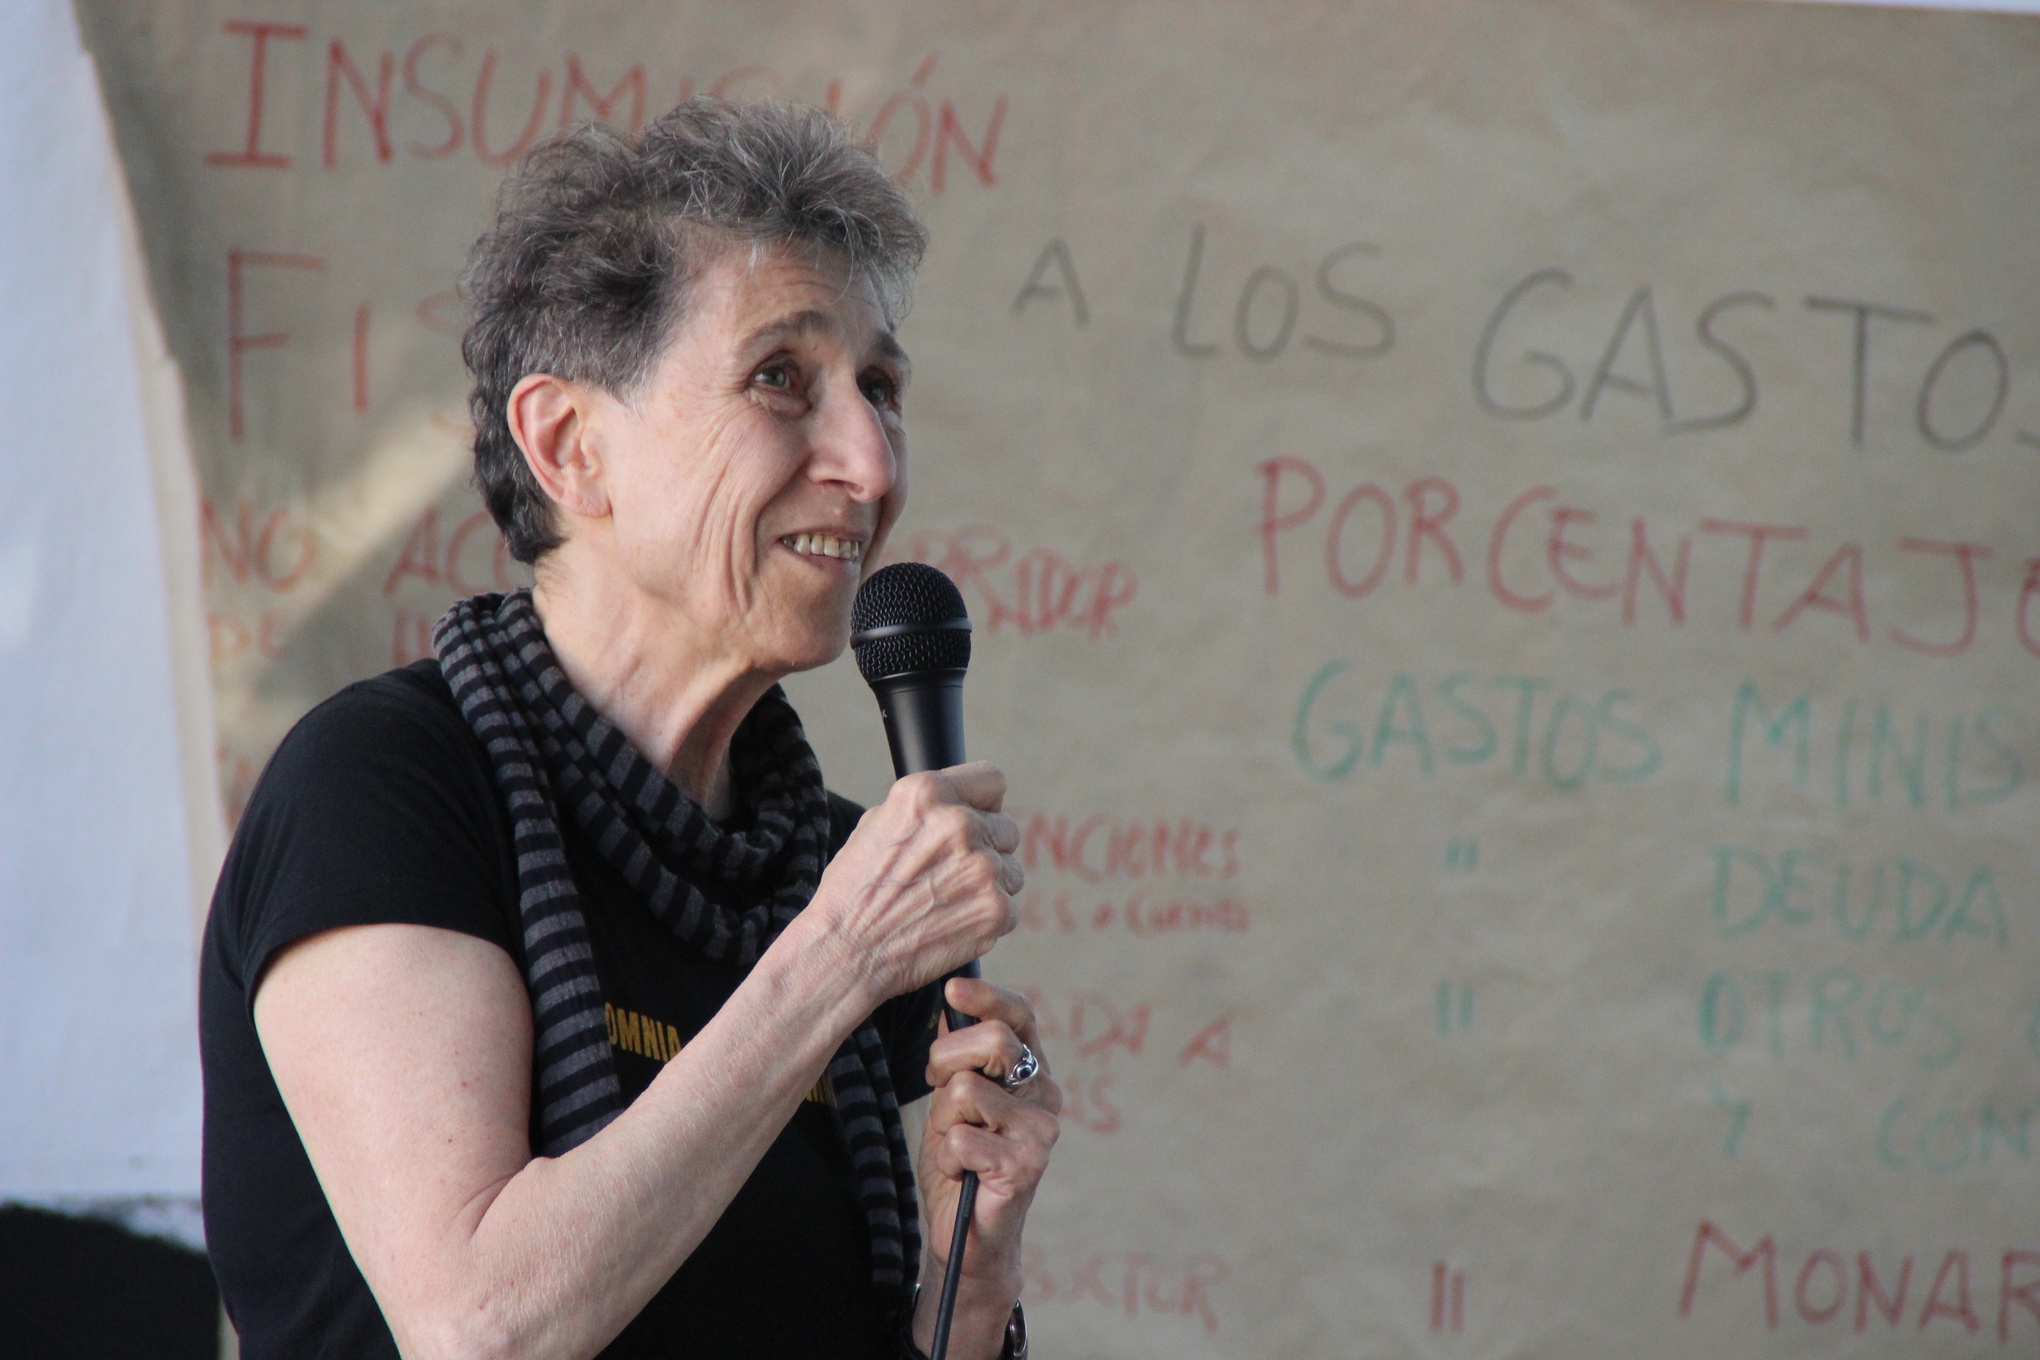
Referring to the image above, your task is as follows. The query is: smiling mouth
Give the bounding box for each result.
[782,532,864,563]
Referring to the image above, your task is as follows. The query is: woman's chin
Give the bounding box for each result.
[758,616,852,676]
[778,642,848,676]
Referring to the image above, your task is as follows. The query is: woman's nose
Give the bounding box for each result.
[810,380,897,502]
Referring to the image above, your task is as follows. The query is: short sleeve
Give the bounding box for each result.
[211,665,518,1015]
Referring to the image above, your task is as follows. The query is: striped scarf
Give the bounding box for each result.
[432,590,921,1295]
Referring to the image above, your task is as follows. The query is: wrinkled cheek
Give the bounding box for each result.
[615,494,727,606]
[709,510,771,616]
[688,515,755,614]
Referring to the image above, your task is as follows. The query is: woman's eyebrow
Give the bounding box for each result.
[740,310,910,376]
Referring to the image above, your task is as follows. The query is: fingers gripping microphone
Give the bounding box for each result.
[851,563,981,1360]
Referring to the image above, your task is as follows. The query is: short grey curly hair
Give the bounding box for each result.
[460,98,928,563]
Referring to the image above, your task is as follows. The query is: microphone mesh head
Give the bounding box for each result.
[851,562,971,681]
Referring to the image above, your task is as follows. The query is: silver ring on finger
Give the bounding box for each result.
[1001,1043,1041,1092]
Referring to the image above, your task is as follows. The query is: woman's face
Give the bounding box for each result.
[584,243,909,675]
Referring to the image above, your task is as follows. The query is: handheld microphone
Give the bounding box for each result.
[850,562,980,1360]
[850,561,979,1031]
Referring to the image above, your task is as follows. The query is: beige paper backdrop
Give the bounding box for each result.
[79,0,2040,1353]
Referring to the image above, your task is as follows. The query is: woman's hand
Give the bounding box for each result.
[912,977,1062,1359]
[806,762,1023,1004]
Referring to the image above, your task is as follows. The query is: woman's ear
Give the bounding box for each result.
[506,373,610,521]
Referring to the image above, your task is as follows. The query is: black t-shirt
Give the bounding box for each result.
[200,660,938,1359]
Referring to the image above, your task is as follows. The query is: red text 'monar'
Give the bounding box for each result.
[1678,1220,2040,1344]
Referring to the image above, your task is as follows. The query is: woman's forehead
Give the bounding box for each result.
[684,243,897,359]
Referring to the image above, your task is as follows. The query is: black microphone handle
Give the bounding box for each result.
[872,672,968,782]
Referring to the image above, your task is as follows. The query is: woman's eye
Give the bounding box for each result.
[861,374,900,408]
[755,362,796,392]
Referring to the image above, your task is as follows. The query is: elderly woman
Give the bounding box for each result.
[199,100,1058,1360]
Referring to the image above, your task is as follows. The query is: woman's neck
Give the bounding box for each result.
[528,564,779,823]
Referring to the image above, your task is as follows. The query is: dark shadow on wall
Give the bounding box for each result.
[0,1205,217,1359]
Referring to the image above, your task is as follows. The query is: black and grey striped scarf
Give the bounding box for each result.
[433,590,921,1294]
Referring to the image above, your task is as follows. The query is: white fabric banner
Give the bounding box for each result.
[0,0,207,1203]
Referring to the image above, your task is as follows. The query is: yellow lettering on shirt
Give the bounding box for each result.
[603,1006,831,1100]
[604,1005,688,1064]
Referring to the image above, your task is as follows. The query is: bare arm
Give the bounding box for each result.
[254,764,1024,1360]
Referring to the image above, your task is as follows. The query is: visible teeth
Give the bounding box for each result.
[788,534,861,561]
